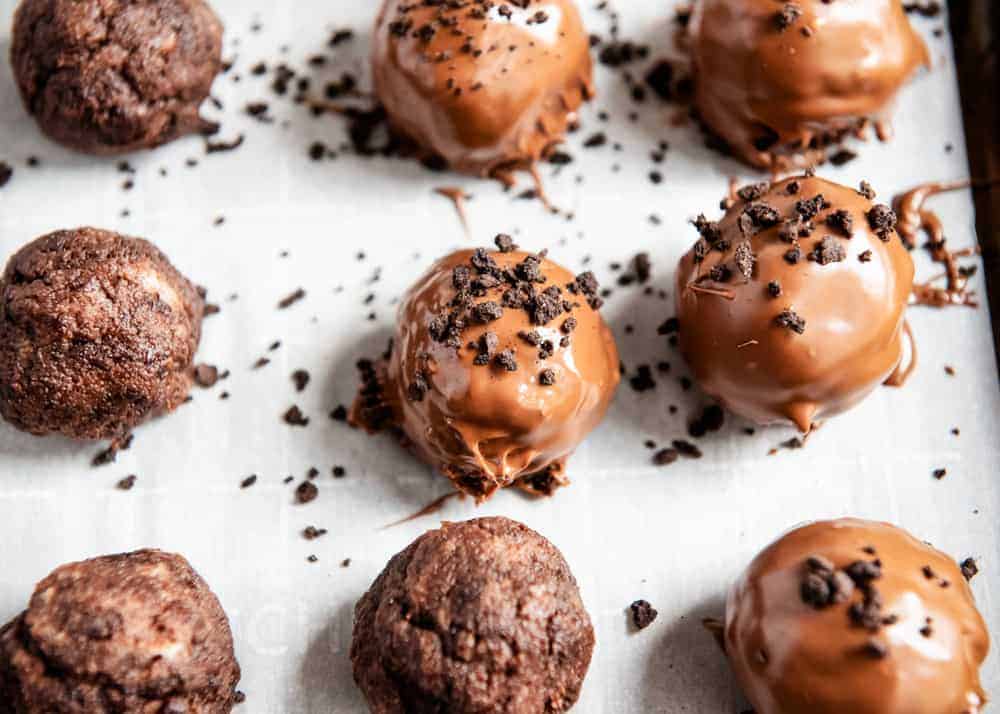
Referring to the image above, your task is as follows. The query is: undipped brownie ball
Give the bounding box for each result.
[689,0,928,168]
[11,0,223,154]
[0,227,204,440]
[675,176,914,432]
[352,240,619,501]
[372,0,593,176]
[0,549,241,713]
[352,517,595,713]
[725,518,990,714]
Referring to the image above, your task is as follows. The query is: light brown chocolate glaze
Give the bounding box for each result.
[372,0,594,176]
[725,518,990,714]
[894,181,980,308]
[675,176,915,432]
[689,0,929,169]
[353,243,619,502]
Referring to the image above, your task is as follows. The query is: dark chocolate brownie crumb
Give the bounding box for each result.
[283,405,310,426]
[495,234,517,253]
[932,468,947,480]
[194,364,220,388]
[653,448,678,466]
[859,250,873,263]
[278,288,306,309]
[0,162,12,188]
[775,3,803,30]
[858,181,877,200]
[240,475,257,489]
[629,600,658,630]
[292,369,311,392]
[116,474,137,491]
[862,639,889,659]
[960,557,979,581]
[296,481,318,504]
[866,205,897,240]
[767,280,782,298]
[829,149,858,166]
[494,349,518,371]
[808,236,847,265]
[825,209,854,237]
[672,440,703,458]
[629,365,656,392]
[303,526,328,540]
[774,309,806,334]
[539,368,556,386]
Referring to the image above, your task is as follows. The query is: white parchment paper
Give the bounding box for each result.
[0,1,996,712]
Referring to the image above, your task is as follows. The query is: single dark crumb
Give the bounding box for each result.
[932,468,947,480]
[629,365,656,392]
[303,526,328,540]
[284,405,310,426]
[296,481,318,504]
[278,288,306,309]
[629,600,658,630]
[775,309,806,334]
[859,250,873,263]
[204,303,221,316]
[539,368,557,386]
[330,405,348,421]
[858,181,877,200]
[194,363,220,388]
[495,233,517,252]
[91,434,134,467]
[332,466,346,478]
[116,475,137,491]
[653,448,679,466]
[688,404,725,438]
[292,369,311,392]
[672,440,703,458]
[341,558,352,568]
[862,639,889,659]
[494,349,518,372]
[960,557,979,581]
[241,475,258,489]
[307,467,320,480]
[234,691,247,705]
[307,555,319,563]
[767,280,782,298]
[253,357,271,369]
[0,162,12,188]
[944,365,955,376]
[829,149,858,166]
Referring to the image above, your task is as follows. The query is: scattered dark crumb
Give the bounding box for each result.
[0,162,12,188]
[284,405,310,426]
[944,365,955,376]
[303,526,328,540]
[341,558,352,568]
[653,448,679,466]
[278,288,306,309]
[292,369,311,392]
[629,600,658,630]
[253,357,271,369]
[296,481,318,504]
[241,475,258,489]
[307,555,319,563]
[932,468,947,480]
[234,691,246,705]
[194,364,220,388]
[828,149,858,166]
[672,440,703,458]
[332,466,346,478]
[330,405,348,421]
[116,475,137,491]
[960,557,979,581]
[91,434,134,467]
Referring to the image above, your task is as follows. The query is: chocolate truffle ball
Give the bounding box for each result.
[0,227,204,440]
[352,517,595,713]
[675,176,914,432]
[689,0,929,169]
[0,549,241,713]
[11,0,223,154]
[372,0,593,176]
[725,518,990,714]
[353,240,619,501]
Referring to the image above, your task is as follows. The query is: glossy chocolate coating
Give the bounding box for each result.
[675,176,914,432]
[362,247,619,501]
[690,0,929,168]
[725,518,990,714]
[372,0,593,175]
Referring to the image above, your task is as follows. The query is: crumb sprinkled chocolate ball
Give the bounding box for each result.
[0,227,204,440]
[675,176,914,432]
[689,0,928,169]
[372,0,593,176]
[353,240,619,501]
[352,517,594,713]
[11,0,223,154]
[0,549,241,713]
[725,518,990,714]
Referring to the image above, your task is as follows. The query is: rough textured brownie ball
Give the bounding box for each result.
[0,227,204,440]
[675,176,914,432]
[372,0,593,176]
[11,0,223,154]
[352,240,619,501]
[0,549,241,713]
[689,0,928,169]
[352,517,595,713]
[725,518,990,714]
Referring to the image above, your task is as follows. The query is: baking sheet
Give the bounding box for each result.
[0,1,997,712]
